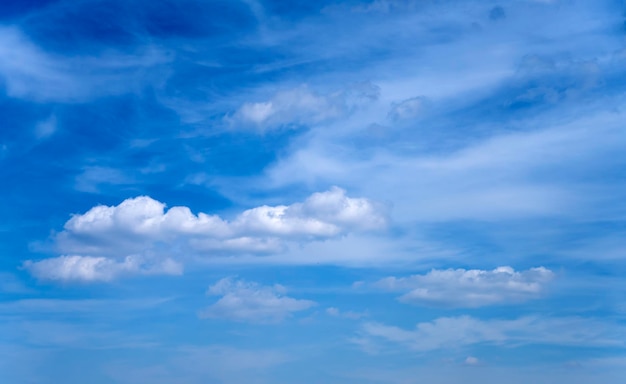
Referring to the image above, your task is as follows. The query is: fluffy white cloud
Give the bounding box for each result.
[360,315,625,352]
[227,83,379,131]
[57,186,385,255]
[23,255,182,282]
[200,278,315,322]
[25,187,385,282]
[374,266,554,307]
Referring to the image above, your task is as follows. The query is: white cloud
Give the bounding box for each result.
[0,27,169,102]
[360,315,625,352]
[23,255,182,282]
[232,187,385,237]
[74,166,132,193]
[56,186,385,255]
[200,278,315,322]
[229,86,341,130]
[264,110,626,223]
[227,83,379,131]
[25,187,386,282]
[374,266,554,307]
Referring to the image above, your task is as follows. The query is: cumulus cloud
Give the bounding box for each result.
[25,187,386,282]
[359,315,625,352]
[374,266,554,307]
[57,186,385,253]
[200,278,315,322]
[23,255,182,282]
[227,83,379,131]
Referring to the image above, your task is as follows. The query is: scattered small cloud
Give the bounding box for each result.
[373,266,554,307]
[227,83,379,131]
[200,278,316,323]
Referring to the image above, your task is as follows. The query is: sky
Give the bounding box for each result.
[1,0,626,383]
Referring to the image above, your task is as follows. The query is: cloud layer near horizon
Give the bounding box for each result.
[359,315,626,352]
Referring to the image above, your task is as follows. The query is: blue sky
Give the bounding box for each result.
[1,0,626,382]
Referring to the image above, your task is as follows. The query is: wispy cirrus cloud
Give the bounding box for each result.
[373,266,554,307]
[226,82,380,131]
[264,109,626,223]
[0,26,170,102]
[358,315,626,352]
[23,255,182,283]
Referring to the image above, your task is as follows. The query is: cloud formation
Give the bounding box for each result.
[227,83,380,131]
[23,255,182,282]
[1,0,626,382]
[25,187,386,281]
[360,315,625,352]
[0,26,169,102]
[374,266,554,307]
[200,278,315,322]
[59,186,385,249]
